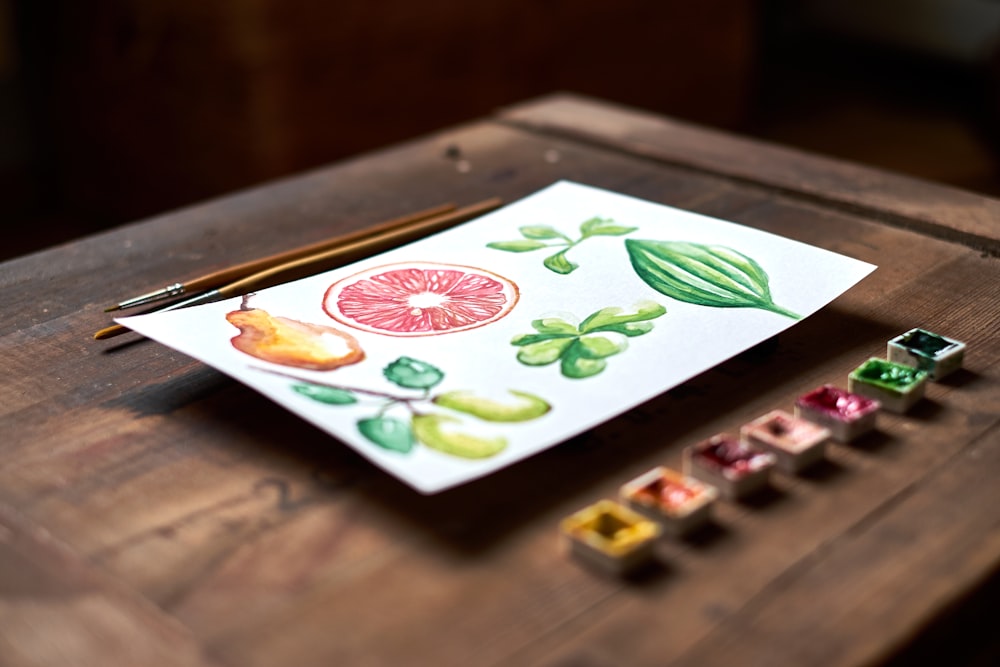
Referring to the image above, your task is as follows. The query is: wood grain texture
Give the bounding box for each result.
[499,93,1000,254]
[0,503,223,667]
[1,95,998,666]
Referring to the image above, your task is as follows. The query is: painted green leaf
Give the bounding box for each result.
[543,250,578,274]
[357,416,415,453]
[519,225,569,241]
[486,240,548,252]
[434,389,550,422]
[530,317,580,335]
[412,414,507,458]
[383,356,445,389]
[580,217,638,238]
[292,383,358,405]
[625,239,801,319]
[514,337,575,365]
[559,339,609,379]
[578,301,666,335]
[593,321,655,337]
[511,332,577,347]
[576,335,626,359]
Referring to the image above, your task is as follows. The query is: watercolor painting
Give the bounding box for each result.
[119,181,876,493]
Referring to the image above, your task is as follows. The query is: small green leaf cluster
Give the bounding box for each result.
[487,217,637,274]
[511,301,666,379]
[285,356,550,459]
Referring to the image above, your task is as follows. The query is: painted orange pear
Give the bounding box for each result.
[227,297,364,370]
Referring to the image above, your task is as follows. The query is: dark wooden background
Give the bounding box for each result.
[4,1,999,260]
[7,1,752,227]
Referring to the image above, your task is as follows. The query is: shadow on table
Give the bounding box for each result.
[102,305,909,558]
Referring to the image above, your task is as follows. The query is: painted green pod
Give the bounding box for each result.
[412,414,507,459]
[433,389,551,422]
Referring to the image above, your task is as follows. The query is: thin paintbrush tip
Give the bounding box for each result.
[107,283,186,312]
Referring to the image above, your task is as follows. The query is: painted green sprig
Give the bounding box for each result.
[511,301,667,379]
[254,356,550,459]
[487,217,637,274]
[625,239,801,319]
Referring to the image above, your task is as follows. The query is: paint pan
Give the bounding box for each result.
[560,500,662,575]
[620,466,718,537]
[888,328,965,380]
[683,433,775,500]
[848,358,928,413]
[794,384,879,441]
[741,409,830,474]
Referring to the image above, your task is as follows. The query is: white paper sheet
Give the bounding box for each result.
[119,182,876,493]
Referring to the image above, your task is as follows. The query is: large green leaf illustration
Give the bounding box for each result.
[625,239,800,319]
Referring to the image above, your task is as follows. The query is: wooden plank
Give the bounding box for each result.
[498,93,1000,254]
[0,503,222,667]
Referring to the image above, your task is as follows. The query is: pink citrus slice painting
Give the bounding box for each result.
[323,262,519,337]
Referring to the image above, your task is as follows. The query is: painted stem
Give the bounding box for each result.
[763,302,801,320]
[251,366,423,405]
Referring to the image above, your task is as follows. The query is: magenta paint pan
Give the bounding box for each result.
[682,433,775,501]
[794,384,879,442]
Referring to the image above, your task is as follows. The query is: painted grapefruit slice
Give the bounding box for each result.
[323,262,519,336]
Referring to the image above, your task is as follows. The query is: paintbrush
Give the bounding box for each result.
[105,202,459,312]
[94,197,503,340]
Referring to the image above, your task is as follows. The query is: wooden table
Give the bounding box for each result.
[2,94,998,667]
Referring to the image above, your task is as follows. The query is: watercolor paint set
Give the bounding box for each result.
[561,326,966,575]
